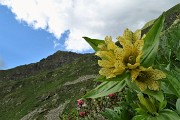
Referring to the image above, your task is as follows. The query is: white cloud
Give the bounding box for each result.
[0,0,179,52]
[53,40,60,48]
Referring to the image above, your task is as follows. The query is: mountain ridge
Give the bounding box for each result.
[0,51,96,81]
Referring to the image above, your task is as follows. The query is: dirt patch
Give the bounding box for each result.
[63,74,98,86]
[45,100,70,120]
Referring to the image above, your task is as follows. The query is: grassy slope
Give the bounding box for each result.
[0,51,99,120]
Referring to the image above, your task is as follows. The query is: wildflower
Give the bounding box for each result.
[116,28,144,69]
[121,28,142,43]
[77,99,84,107]
[96,36,126,79]
[96,29,144,79]
[108,93,116,98]
[79,111,86,117]
[131,66,166,91]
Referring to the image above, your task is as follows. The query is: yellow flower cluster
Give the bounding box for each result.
[96,28,166,91]
[131,66,166,91]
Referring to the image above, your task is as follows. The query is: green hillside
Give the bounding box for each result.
[0,51,99,120]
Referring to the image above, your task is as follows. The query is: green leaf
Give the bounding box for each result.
[101,108,121,120]
[161,82,175,95]
[137,94,157,114]
[141,13,165,67]
[119,109,131,120]
[132,115,147,120]
[95,72,130,82]
[125,78,140,92]
[141,19,156,30]
[177,46,180,61]
[101,108,131,120]
[158,100,167,112]
[83,80,126,99]
[176,98,180,114]
[155,18,180,70]
[83,37,104,51]
[143,89,164,102]
[133,109,180,120]
[164,72,180,97]
[157,109,180,120]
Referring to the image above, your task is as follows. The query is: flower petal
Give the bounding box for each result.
[113,67,125,75]
[131,69,140,82]
[113,60,126,74]
[118,38,133,56]
[132,67,165,91]
[134,80,147,91]
[147,80,160,91]
[114,47,124,61]
[98,60,114,68]
[123,28,133,41]
[148,69,166,80]
[134,39,144,51]
[99,68,116,79]
[127,63,140,69]
[95,51,115,60]
[136,51,143,63]
[133,29,141,42]
[114,60,125,68]
[98,43,107,50]
[118,37,133,50]
[105,36,117,50]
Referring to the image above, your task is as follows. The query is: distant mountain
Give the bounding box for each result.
[0,51,99,120]
[0,3,179,120]
[0,51,97,81]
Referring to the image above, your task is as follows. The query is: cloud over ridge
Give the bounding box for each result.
[0,0,179,52]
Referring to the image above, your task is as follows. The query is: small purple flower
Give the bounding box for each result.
[108,93,116,98]
[77,99,84,107]
[79,111,86,117]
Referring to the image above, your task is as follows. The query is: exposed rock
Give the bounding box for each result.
[63,74,98,86]
[21,108,43,120]
[45,100,70,120]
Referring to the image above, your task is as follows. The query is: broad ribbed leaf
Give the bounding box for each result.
[143,89,164,102]
[125,78,140,92]
[165,71,180,98]
[141,19,155,30]
[176,98,180,114]
[141,13,165,67]
[132,115,147,120]
[95,72,130,82]
[83,80,126,99]
[133,109,180,120]
[101,108,121,120]
[157,109,180,120]
[83,37,104,51]
[159,100,167,111]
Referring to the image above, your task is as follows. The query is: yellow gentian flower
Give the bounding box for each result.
[116,28,144,69]
[131,66,166,91]
[96,36,126,79]
[95,29,144,79]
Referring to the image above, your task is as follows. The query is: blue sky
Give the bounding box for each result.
[0,5,62,69]
[0,0,179,70]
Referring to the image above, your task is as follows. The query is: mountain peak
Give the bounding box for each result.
[0,50,96,81]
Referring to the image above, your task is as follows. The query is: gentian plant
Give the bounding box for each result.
[81,12,180,120]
